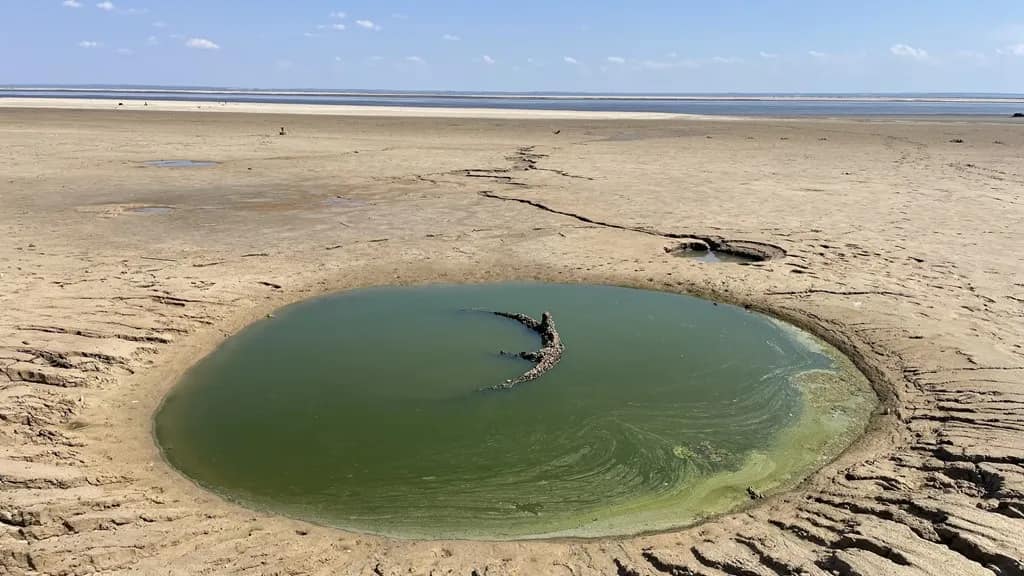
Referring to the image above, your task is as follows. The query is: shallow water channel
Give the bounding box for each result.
[155,283,875,539]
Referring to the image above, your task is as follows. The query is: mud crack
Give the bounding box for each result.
[478,190,785,261]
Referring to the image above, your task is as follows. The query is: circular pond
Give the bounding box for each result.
[155,283,875,540]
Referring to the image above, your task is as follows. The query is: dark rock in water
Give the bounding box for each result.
[487,310,564,391]
[746,487,763,500]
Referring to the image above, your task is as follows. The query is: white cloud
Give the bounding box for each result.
[152,20,166,28]
[116,48,133,55]
[331,23,345,31]
[481,54,495,65]
[955,49,988,65]
[639,58,700,70]
[185,37,220,50]
[62,0,82,8]
[356,19,381,31]
[808,50,828,59]
[606,56,625,64]
[997,43,1024,56]
[759,51,779,59]
[146,35,158,46]
[330,11,346,19]
[563,56,579,65]
[96,1,114,11]
[890,43,929,61]
[640,59,674,70]
[442,33,460,41]
[711,56,743,64]
[334,56,343,63]
[78,40,100,48]
[405,55,425,63]
[303,32,320,38]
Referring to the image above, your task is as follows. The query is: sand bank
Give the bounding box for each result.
[0,107,1021,575]
[0,97,695,120]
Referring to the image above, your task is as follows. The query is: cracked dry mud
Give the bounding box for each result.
[0,107,1022,575]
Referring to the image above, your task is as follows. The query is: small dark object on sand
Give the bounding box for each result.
[1012,112,1024,118]
[118,102,123,106]
[553,129,561,134]
[949,138,964,144]
[279,127,287,136]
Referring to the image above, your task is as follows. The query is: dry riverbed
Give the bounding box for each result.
[0,105,1022,575]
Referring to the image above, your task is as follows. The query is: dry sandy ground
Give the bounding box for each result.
[0,104,1022,575]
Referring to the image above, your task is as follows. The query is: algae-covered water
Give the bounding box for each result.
[154,283,875,539]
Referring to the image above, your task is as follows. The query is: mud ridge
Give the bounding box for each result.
[479,190,786,261]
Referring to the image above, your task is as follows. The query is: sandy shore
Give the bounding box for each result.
[0,104,1021,575]
[0,97,693,120]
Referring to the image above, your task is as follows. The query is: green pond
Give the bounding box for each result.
[155,283,875,540]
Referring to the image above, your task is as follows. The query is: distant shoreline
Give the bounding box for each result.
[4,87,1024,104]
[0,97,698,120]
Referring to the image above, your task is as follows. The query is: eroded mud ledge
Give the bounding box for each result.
[1,109,1021,575]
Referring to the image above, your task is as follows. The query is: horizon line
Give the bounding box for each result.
[4,85,1024,103]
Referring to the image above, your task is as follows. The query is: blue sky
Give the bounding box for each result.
[3,0,1024,92]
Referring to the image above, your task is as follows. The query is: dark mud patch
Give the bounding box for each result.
[324,196,368,208]
[127,205,175,215]
[144,160,219,168]
[665,239,785,263]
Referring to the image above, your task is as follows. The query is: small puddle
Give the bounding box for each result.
[144,160,219,168]
[155,283,874,540]
[679,250,761,264]
[663,238,774,264]
[128,206,174,215]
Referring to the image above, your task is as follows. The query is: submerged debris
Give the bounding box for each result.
[487,310,564,391]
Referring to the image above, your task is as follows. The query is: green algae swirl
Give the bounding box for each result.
[154,283,875,539]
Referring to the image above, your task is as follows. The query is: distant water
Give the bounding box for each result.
[4,86,1024,117]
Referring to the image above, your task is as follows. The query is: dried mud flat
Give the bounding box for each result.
[0,106,1022,575]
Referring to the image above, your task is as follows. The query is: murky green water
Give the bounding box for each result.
[155,283,875,539]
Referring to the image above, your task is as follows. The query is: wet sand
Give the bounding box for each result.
[0,102,1022,575]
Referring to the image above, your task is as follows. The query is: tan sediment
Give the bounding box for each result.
[0,97,696,120]
[0,105,1021,575]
